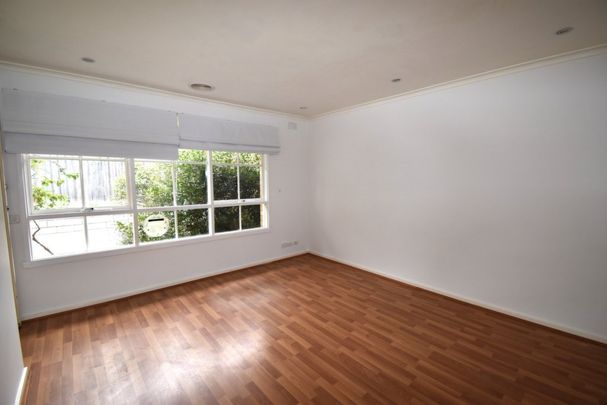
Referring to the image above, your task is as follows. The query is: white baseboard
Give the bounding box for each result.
[20,250,310,321]
[309,250,607,344]
[14,367,28,405]
[22,248,606,344]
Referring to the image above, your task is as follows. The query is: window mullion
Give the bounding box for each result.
[128,158,140,246]
[78,157,86,210]
[28,208,135,220]
[25,156,35,215]
[238,205,242,231]
[236,154,242,230]
[261,154,268,228]
[172,162,179,239]
[208,150,215,235]
[135,204,210,213]
[77,158,90,250]
[24,156,35,261]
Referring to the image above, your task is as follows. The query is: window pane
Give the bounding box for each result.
[239,166,261,199]
[176,163,207,205]
[138,211,175,243]
[179,149,207,163]
[83,160,128,207]
[30,217,85,259]
[213,165,238,200]
[214,206,239,233]
[242,205,262,230]
[30,157,81,211]
[135,161,174,207]
[239,153,261,165]
[87,214,134,251]
[177,209,208,238]
[212,151,237,164]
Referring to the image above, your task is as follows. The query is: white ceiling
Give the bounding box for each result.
[0,1,606,116]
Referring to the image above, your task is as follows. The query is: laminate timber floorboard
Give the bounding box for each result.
[19,254,607,404]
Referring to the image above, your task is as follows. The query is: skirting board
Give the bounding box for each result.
[309,251,607,344]
[14,367,28,405]
[20,250,310,321]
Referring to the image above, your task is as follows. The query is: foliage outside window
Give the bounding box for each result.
[25,150,266,261]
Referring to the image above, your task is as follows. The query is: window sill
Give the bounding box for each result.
[22,227,270,268]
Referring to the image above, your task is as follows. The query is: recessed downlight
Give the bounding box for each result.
[81,57,95,63]
[190,83,215,91]
[299,106,307,110]
[555,26,574,35]
[391,78,401,83]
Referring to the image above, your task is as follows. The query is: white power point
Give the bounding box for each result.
[281,240,299,248]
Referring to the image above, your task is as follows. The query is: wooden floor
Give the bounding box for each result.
[20,254,607,404]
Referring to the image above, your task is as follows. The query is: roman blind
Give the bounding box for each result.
[179,113,280,154]
[0,89,179,159]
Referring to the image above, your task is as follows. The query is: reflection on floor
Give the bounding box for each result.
[20,254,607,404]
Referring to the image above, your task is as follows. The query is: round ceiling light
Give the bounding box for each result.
[81,57,95,63]
[190,83,215,91]
[555,27,574,35]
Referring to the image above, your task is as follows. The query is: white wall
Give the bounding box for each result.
[0,170,25,405]
[2,48,607,343]
[0,65,310,319]
[310,50,607,341]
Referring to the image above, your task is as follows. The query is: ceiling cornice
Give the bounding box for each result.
[2,43,605,123]
[312,44,607,120]
[0,60,307,121]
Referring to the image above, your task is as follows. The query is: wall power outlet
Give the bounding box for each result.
[281,240,299,248]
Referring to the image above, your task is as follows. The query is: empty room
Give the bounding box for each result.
[1,1,606,404]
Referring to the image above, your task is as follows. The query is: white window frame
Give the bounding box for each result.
[22,150,269,264]
[210,151,268,232]
[26,154,132,215]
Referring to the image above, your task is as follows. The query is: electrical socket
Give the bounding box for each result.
[281,240,299,248]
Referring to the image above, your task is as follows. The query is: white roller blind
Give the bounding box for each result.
[179,113,280,154]
[2,133,177,160]
[0,89,179,159]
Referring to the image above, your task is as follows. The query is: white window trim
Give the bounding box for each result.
[26,154,131,215]
[21,227,271,268]
[21,150,269,265]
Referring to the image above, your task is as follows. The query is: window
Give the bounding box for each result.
[24,150,267,261]
[212,151,265,232]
